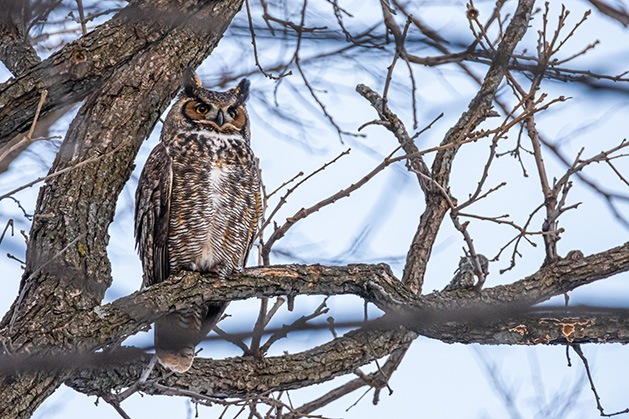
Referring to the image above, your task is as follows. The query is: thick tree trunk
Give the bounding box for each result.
[0,1,244,417]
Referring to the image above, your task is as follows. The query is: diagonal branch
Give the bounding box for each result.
[0,0,223,148]
[0,0,41,76]
[401,0,536,294]
[588,0,629,27]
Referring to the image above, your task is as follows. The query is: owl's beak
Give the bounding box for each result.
[216,110,225,127]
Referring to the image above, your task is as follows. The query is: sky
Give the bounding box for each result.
[1,0,629,418]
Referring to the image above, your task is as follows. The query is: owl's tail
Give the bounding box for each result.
[154,302,227,372]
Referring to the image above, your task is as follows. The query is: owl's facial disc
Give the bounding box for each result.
[182,100,246,134]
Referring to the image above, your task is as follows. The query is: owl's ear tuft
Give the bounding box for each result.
[234,79,250,103]
[182,67,202,96]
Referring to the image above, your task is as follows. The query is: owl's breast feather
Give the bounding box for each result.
[167,130,255,275]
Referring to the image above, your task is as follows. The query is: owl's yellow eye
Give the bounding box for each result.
[195,104,209,114]
[227,107,238,119]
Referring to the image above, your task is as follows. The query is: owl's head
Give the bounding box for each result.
[165,68,251,142]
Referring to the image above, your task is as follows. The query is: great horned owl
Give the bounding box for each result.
[135,69,261,372]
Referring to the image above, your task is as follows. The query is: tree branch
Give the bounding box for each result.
[0,0,229,148]
[401,0,536,293]
[0,1,246,417]
[7,242,623,363]
[65,327,415,398]
[62,305,629,401]
[0,242,623,406]
[0,0,41,76]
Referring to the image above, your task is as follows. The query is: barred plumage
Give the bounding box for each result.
[135,69,261,372]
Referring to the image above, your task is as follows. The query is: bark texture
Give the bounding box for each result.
[66,328,415,398]
[62,309,629,399]
[5,243,629,402]
[0,0,235,148]
[0,0,40,76]
[60,244,629,346]
[16,243,629,397]
[0,1,245,417]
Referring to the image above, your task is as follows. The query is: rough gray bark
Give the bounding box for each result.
[0,0,40,76]
[3,242,627,403]
[60,309,629,399]
[65,328,416,398]
[31,243,627,350]
[0,0,228,148]
[0,0,245,417]
[46,242,629,398]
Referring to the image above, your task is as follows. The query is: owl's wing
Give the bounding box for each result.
[242,163,263,268]
[135,142,173,288]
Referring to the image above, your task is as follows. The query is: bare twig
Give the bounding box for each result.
[267,172,304,200]
[0,219,14,246]
[6,196,32,220]
[413,169,488,289]
[6,253,25,265]
[588,0,629,26]
[245,0,288,80]
[261,146,400,264]
[0,90,50,165]
[248,298,269,356]
[214,326,250,353]
[264,297,285,326]
[103,395,132,419]
[258,148,350,246]
[112,355,159,403]
[525,100,558,263]
[289,344,410,418]
[0,141,129,202]
[75,0,88,35]
[606,160,629,188]
[260,299,329,354]
[572,345,629,417]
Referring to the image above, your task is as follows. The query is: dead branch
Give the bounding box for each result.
[13,242,625,360]
[572,344,629,417]
[588,0,629,27]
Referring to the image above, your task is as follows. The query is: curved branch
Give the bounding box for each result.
[48,242,629,355]
[66,327,415,398]
[0,0,222,147]
[1,242,626,405]
[63,307,629,400]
